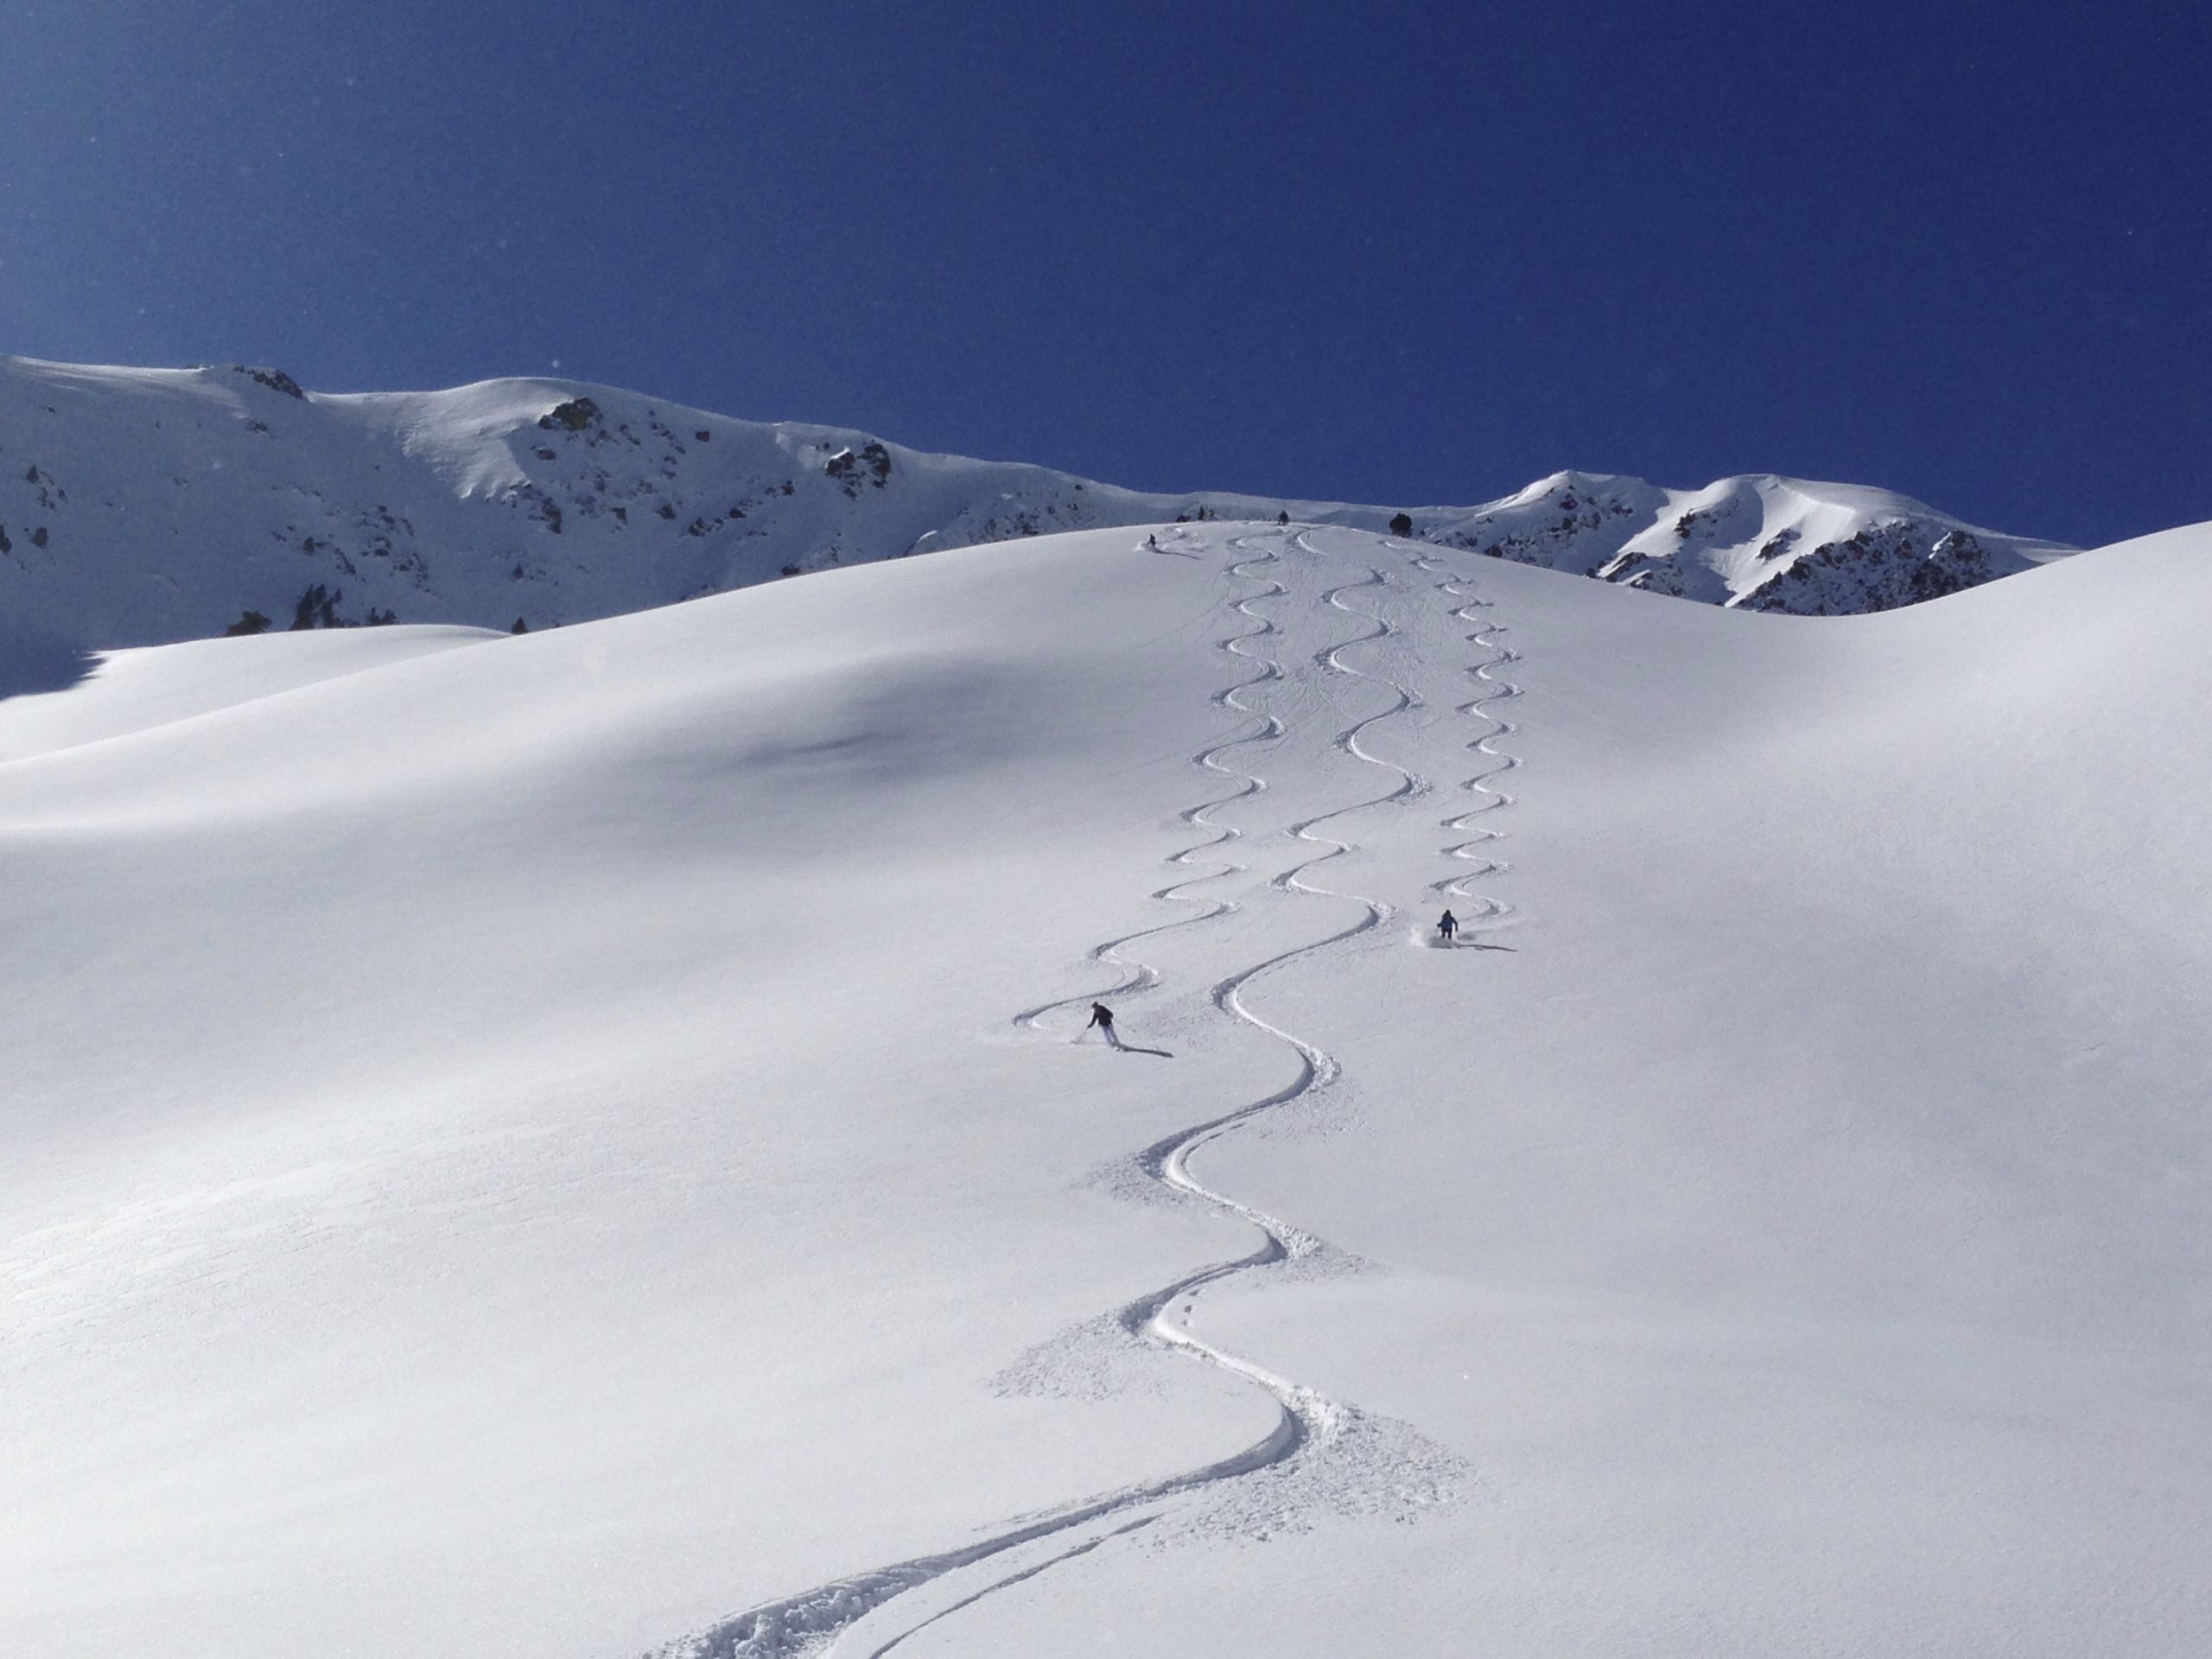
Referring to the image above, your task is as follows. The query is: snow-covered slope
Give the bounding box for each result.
[2,517,2204,1657]
[0,356,2069,675]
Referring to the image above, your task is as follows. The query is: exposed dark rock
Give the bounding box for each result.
[823,441,894,498]
[1741,521,2005,616]
[233,365,307,399]
[1599,555,1686,597]
[22,464,62,513]
[537,397,601,433]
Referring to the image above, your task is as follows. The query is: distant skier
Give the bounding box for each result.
[1086,1001,1122,1047]
[1437,909,1458,942]
[1146,533,1159,550]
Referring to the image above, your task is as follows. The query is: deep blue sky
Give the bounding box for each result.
[3,1,2206,546]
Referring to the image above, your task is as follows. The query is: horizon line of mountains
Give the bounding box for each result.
[0,355,2079,677]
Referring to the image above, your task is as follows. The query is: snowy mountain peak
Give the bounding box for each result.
[0,356,2072,675]
[1410,468,2070,613]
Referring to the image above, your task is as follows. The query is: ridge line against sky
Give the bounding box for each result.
[2,0,2206,550]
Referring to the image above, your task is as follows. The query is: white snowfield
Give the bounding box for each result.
[0,354,2071,677]
[1,517,2206,1657]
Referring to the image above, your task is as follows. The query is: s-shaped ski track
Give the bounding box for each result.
[1401,544,1522,934]
[645,528,1435,1659]
[1008,543,1289,1039]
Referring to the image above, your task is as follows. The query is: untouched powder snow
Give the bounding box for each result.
[0,355,2071,665]
[1,517,2206,1657]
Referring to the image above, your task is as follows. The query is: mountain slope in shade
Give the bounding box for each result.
[0,357,2070,668]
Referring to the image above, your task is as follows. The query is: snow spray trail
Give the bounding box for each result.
[646,531,1448,1659]
[1008,546,1291,1037]
[1404,545,1522,937]
[1099,539,1445,1470]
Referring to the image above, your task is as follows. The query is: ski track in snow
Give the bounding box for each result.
[1406,546,1522,939]
[645,529,1474,1659]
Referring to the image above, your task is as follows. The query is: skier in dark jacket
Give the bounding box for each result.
[1437,909,1458,942]
[1086,1002,1121,1046]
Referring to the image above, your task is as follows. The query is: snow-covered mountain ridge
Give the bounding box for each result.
[0,356,2071,664]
